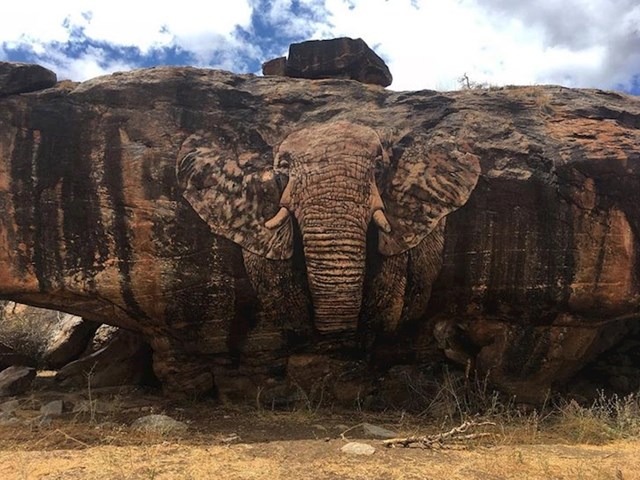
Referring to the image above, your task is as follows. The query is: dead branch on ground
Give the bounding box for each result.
[383,420,496,449]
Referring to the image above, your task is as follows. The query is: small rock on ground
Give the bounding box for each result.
[0,399,21,413]
[341,442,376,456]
[131,414,188,433]
[40,400,63,417]
[0,411,20,426]
[362,422,398,439]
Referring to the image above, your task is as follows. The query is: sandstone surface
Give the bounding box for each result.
[0,63,638,404]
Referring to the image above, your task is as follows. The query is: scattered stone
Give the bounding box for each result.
[131,414,188,433]
[0,342,35,370]
[0,366,35,396]
[0,411,20,426]
[341,442,376,456]
[40,400,63,417]
[31,415,52,427]
[43,315,99,368]
[0,62,57,96]
[362,422,398,439]
[284,37,392,87]
[0,399,21,413]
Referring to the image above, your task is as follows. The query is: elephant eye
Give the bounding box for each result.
[277,152,292,170]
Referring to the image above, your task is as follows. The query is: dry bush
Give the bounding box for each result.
[549,392,640,444]
[0,301,62,364]
[402,364,640,445]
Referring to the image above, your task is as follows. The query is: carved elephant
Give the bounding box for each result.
[4,66,634,403]
[177,120,480,334]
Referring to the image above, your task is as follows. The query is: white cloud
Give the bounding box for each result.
[36,47,136,82]
[260,0,328,37]
[1,0,638,91]
[311,0,639,91]
[1,0,255,77]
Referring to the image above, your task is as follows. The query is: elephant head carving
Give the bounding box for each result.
[177,121,480,334]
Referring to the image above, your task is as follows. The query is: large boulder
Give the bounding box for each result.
[43,315,99,368]
[55,328,154,388]
[0,62,57,96]
[263,37,393,87]
[0,61,638,404]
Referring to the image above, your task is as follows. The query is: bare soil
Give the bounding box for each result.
[0,386,638,480]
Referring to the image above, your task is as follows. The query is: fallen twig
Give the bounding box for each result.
[339,423,365,441]
[55,429,91,448]
[383,420,496,449]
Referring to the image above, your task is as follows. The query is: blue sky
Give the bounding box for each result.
[2,0,639,94]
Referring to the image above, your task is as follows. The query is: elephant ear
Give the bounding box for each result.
[176,133,293,260]
[379,131,480,256]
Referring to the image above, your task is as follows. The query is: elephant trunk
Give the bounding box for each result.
[301,208,368,334]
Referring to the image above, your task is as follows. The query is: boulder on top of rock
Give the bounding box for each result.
[262,56,287,76]
[0,62,57,97]
[264,37,392,87]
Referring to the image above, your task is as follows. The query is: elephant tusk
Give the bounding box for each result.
[373,209,391,233]
[265,207,290,229]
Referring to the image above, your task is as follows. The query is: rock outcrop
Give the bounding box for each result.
[262,37,392,87]
[0,62,57,97]
[0,60,638,404]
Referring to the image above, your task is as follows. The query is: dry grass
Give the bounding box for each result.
[0,374,640,479]
[0,302,62,363]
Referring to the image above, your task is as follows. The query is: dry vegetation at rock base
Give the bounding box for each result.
[0,303,62,364]
[0,371,639,480]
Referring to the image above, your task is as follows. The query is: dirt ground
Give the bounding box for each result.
[0,387,638,480]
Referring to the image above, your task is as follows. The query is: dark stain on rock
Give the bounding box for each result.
[103,121,148,320]
[9,128,36,277]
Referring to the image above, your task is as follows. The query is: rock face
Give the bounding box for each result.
[0,62,638,404]
[0,62,57,96]
[262,37,392,87]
